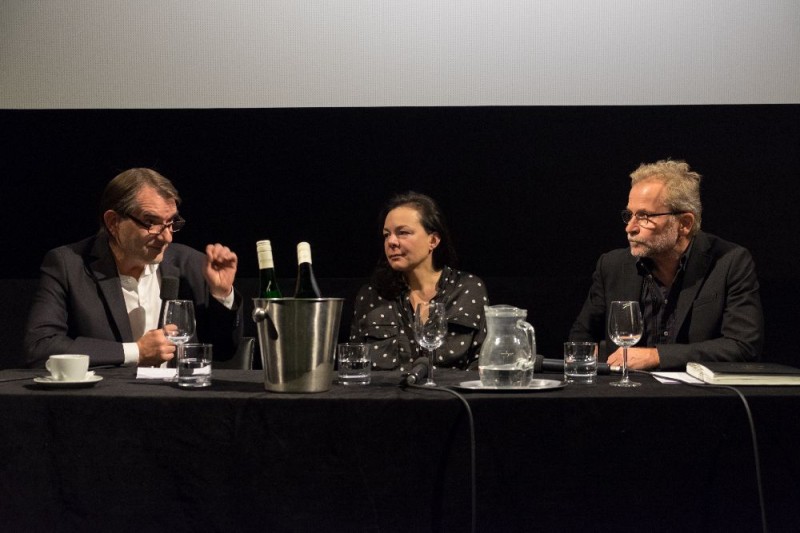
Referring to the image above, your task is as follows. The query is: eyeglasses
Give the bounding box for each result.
[621,210,685,228]
[125,213,186,235]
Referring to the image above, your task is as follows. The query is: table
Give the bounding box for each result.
[1,367,799,532]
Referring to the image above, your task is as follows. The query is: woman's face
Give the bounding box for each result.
[383,205,440,273]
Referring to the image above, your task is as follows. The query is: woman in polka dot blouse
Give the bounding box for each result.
[349,192,488,371]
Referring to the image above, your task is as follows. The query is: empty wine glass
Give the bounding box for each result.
[414,302,448,387]
[607,300,643,388]
[162,300,196,382]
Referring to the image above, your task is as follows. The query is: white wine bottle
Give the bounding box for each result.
[294,242,322,298]
[256,240,282,298]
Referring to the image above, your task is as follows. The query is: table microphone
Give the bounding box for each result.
[534,354,621,375]
[401,357,430,386]
[159,276,180,325]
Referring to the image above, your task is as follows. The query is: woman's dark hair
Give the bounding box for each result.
[371,191,458,299]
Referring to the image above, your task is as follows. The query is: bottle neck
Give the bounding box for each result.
[294,263,320,297]
[257,251,275,270]
[259,268,282,297]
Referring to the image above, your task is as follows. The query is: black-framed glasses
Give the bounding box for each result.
[621,210,686,227]
[125,213,186,235]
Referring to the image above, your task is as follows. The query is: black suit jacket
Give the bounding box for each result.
[24,234,243,368]
[569,231,764,370]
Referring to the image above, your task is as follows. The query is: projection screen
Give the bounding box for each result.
[2,0,799,108]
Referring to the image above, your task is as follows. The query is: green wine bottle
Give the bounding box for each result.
[256,240,282,298]
[294,242,322,298]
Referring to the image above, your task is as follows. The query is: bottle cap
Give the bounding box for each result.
[297,242,312,264]
[257,240,275,269]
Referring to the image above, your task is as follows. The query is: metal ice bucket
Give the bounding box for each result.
[252,298,344,393]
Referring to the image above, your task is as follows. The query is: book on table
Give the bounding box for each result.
[686,361,800,385]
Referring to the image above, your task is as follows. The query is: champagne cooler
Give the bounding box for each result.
[252,298,344,393]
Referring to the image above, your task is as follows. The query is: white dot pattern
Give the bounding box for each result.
[348,265,489,370]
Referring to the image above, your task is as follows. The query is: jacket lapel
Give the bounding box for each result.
[88,235,134,342]
[673,232,713,332]
[618,255,644,302]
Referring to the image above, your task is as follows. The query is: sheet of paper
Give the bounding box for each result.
[136,367,177,380]
[651,371,703,384]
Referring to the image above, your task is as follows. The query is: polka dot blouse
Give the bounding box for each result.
[349,266,489,371]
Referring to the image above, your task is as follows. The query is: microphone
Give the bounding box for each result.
[158,276,180,325]
[534,354,621,375]
[401,357,430,386]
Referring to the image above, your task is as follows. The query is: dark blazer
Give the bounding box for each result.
[24,233,243,368]
[569,231,763,370]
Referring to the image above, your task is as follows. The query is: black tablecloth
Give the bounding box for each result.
[1,368,799,532]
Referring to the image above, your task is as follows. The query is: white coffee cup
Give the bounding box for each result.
[45,354,90,381]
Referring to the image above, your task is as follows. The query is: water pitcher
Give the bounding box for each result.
[478,305,536,387]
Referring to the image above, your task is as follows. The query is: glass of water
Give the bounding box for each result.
[337,343,371,385]
[563,341,598,384]
[177,343,212,388]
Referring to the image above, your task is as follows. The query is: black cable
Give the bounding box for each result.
[404,383,477,533]
[633,370,768,533]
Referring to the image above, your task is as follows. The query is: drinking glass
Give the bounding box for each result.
[162,300,196,382]
[607,300,643,388]
[414,302,447,387]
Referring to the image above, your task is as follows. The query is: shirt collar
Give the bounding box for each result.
[401,265,453,298]
[119,262,160,282]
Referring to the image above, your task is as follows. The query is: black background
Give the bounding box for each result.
[2,105,798,363]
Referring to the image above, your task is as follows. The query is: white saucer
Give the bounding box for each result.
[33,373,103,388]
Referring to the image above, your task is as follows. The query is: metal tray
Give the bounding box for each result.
[451,379,565,392]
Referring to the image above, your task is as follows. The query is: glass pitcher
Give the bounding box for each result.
[478,305,536,387]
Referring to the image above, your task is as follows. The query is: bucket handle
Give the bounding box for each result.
[252,306,279,340]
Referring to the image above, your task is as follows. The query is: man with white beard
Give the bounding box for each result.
[569,160,763,371]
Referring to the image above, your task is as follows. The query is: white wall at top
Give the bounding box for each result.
[1,0,799,108]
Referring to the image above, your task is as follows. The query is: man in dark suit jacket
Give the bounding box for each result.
[24,168,242,368]
[570,160,763,371]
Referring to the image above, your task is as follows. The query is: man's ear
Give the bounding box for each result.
[679,212,695,236]
[103,210,120,237]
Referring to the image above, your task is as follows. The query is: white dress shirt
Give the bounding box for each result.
[119,264,234,366]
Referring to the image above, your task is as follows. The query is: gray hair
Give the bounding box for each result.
[630,159,702,235]
[98,168,181,233]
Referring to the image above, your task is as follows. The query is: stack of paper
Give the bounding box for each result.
[686,362,800,385]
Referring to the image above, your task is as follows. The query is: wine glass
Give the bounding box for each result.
[162,300,196,381]
[607,300,643,388]
[414,302,448,387]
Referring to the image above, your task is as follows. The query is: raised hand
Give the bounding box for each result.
[204,243,238,299]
